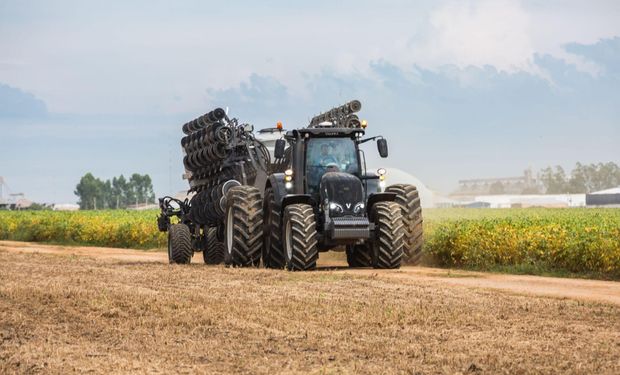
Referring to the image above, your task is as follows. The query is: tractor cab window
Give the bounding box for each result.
[305,138,359,195]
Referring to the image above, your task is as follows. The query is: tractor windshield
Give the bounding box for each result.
[305,137,360,194]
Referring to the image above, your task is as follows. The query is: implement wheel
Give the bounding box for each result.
[168,224,192,264]
[203,227,225,265]
[224,186,263,267]
[346,244,372,268]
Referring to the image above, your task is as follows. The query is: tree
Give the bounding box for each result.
[74,173,106,210]
[567,162,620,193]
[128,173,155,206]
[489,181,505,194]
[538,162,620,194]
[521,186,542,194]
[75,172,155,209]
[108,175,128,208]
[539,166,569,194]
[597,162,620,190]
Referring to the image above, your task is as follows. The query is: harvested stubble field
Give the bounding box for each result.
[1,245,619,374]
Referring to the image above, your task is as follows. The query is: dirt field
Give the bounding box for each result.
[1,241,619,374]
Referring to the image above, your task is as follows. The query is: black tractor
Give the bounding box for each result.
[158,100,423,270]
[256,100,423,270]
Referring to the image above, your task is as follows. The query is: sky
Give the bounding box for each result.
[0,0,619,203]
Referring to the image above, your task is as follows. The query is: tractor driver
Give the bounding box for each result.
[309,143,340,192]
[318,144,338,167]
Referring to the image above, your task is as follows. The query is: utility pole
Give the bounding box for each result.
[94,197,97,210]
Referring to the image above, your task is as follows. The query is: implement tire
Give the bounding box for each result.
[262,187,285,268]
[346,244,372,268]
[168,224,192,264]
[371,202,404,269]
[224,186,263,267]
[386,184,424,264]
[282,204,318,271]
[203,227,225,265]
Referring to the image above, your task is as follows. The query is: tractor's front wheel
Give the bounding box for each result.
[282,204,318,271]
[224,186,263,267]
[168,224,192,264]
[371,202,404,269]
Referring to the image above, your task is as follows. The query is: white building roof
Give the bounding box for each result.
[591,186,620,195]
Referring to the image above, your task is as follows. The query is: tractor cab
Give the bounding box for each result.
[304,135,361,196]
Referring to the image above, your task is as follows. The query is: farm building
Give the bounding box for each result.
[453,169,540,196]
[468,194,586,208]
[52,203,80,211]
[586,187,620,207]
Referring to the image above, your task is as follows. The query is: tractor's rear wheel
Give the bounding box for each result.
[386,184,424,264]
[224,186,263,267]
[371,202,404,269]
[346,244,372,268]
[168,224,192,264]
[262,187,285,268]
[282,204,318,271]
[203,227,225,265]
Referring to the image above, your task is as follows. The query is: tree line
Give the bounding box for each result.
[539,162,620,194]
[74,173,155,210]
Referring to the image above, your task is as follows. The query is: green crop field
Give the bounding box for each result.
[424,208,620,278]
[1,208,619,278]
[0,210,166,249]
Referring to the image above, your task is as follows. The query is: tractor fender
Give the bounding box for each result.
[282,194,314,209]
[267,174,315,208]
[267,174,287,204]
[366,192,397,213]
[266,174,315,219]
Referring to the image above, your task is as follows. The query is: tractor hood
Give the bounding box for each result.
[320,172,365,216]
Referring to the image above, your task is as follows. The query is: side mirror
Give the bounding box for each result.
[274,139,286,159]
[377,138,388,158]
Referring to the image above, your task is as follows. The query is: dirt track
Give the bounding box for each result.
[2,240,619,306]
[1,241,620,374]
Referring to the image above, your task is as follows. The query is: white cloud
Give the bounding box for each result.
[415,1,535,72]
[0,1,618,114]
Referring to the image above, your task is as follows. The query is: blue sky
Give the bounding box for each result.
[0,0,619,203]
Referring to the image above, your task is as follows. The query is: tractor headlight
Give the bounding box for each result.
[353,202,365,214]
[284,169,293,182]
[284,169,293,189]
[377,168,387,190]
[329,202,344,214]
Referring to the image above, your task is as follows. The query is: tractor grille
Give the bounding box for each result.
[330,216,370,239]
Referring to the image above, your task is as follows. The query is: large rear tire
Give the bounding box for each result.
[168,224,192,264]
[386,184,424,264]
[262,187,285,268]
[346,244,372,268]
[371,202,404,269]
[224,186,263,267]
[203,227,225,265]
[282,204,318,271]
